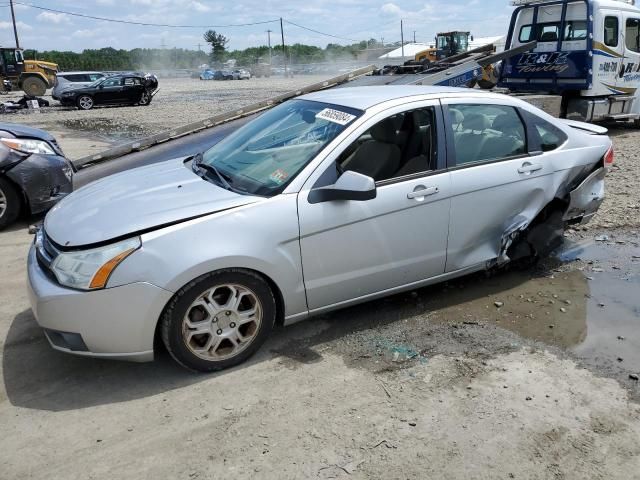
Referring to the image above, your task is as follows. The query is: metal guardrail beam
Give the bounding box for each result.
[72,65,377,169]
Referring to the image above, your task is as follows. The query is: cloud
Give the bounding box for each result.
[190,1,211,12]
[0,20,32,31]
[36,12,71,24]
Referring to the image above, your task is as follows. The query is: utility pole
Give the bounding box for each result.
[9,0,20,49]
[279,18,288,77]
[266,29,272,65]
[413,30,416,43]
[400,19,404,58]
[197,43,202,51]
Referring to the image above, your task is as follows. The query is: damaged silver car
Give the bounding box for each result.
[28,86,611,371]
[0,123,73,230]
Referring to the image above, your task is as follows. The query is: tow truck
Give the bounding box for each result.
[499,0,640,124]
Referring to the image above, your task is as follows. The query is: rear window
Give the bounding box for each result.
[521,111,568,152]
[564,20,587,40]
[519,22,561,42]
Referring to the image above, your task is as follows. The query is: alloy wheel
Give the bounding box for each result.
[182,284,263,361]
[78,96,93,110]
[0,186,6,219]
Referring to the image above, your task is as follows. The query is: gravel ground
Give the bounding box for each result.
[0,76,330,158]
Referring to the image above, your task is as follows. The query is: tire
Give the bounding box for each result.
[0,177,21,230]
[161,269,276,372]
[21,76,47,97]
[76,95,94,110]
[138,90,152,106]
[478,79,496,90]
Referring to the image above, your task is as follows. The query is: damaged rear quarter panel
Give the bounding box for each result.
[445,137,609,272]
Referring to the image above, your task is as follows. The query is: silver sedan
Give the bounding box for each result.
[27,86,612,371]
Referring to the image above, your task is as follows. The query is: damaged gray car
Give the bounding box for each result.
[28,86,611,371]
[0,123,73,230]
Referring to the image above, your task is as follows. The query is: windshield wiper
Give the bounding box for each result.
[193,153,233,191]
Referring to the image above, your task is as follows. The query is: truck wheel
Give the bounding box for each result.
[0,177,21,230]
[21,76,47,97]
[478,79,496,89]
[77,95,94,110]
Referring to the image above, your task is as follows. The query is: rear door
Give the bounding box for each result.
[122,77,144,102]
[297,101,452,311]
[443,99,557,272]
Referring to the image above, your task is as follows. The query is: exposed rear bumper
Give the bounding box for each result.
[563,167,606,225]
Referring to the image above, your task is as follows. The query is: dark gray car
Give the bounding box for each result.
[0,123,73,229]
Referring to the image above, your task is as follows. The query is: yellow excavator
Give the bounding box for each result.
[0,47,58,96]
[411,31,498,89]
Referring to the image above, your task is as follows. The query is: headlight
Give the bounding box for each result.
[51,237,141,290]
[1,138,55,155]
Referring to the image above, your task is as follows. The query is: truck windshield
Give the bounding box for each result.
[200,99,363,196]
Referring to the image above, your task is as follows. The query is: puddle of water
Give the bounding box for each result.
[421,236,640,372]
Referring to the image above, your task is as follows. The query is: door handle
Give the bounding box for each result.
[518,162,543,174]
[407,186,439,199]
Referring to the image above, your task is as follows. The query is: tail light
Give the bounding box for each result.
[604,145,614,166]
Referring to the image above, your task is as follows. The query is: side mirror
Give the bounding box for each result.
[309,170,376,203]
[98,85,104,89]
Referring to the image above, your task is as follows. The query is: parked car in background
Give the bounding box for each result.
[199,69,216,80]
[0,123,72,230]
[59,73,159,110]
[52,71,106,100]
[220,70,234,80]
[233,69,251,80]
[28,86,611,371]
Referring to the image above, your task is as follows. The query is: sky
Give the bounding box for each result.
[0,0,516,52]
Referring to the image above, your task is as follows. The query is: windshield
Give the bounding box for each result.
[200,99,363,196]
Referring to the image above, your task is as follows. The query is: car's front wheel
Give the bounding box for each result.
[161,269,276,372]
[138,90,152,106]
[76,95,94,110]
[0,177,21,230]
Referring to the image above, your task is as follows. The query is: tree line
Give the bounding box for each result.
[24,36,383,72]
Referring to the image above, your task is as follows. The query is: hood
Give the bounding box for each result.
[0,122,56,142]
[44,157,262,248]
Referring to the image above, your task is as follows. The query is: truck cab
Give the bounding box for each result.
[499,0,640,122]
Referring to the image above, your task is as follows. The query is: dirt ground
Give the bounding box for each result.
[1,78,640,479]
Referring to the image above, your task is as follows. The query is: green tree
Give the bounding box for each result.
[203,30,229,64]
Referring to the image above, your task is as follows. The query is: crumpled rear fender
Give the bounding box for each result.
[562,167,606,224]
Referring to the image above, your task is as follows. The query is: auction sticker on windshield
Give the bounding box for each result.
[315,108,356,125]
[269,168,289,185]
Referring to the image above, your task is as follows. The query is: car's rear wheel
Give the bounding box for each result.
[0,177,21,230]
[138,90,152,106]
[161,269,276,372]
[77,95,94,110]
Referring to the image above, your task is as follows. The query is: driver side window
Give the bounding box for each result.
[102,77,122,87]
[337,107,437,183]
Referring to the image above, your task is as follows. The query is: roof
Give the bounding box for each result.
[299,85,469,110]
[56,71,105,75]
[379,43,433,59]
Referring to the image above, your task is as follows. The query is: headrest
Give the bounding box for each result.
[491,113,514,132]
[370,117,398,144]
[462,112,490,132]
[450,108,464,124]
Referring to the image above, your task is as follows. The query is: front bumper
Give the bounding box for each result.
[4,153,73,214]
[27,245,173,362]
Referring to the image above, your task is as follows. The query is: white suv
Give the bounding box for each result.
[52,71,106,100]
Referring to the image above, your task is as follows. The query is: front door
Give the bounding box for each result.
[95,77,125,104]
[297,103,451,311]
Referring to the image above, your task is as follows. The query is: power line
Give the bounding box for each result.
[14,2,280,28]
[283,19,357,43]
